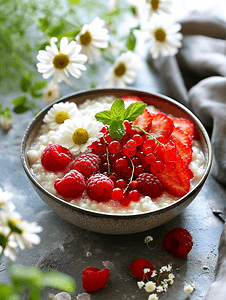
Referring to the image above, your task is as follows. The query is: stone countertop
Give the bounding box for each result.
[1,55,226,300]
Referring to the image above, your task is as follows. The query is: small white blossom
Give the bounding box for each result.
[144,268,151,274]
[104,51,140,87]
[151,270,157,277]
[142,14,183,59]
[76,17,109,64]
[156,285,164,293]
[166,264,172,272]
[0,117,13,130]
[37,37,87,84]
[159,266,167,273]
[137,281,145,289]
[145,235,153,243]
[184,283,195,294]
[148,294,158,300]
[168,273,175,280]
[0,187,13,208]
[145,281,156,293]
[43,82,60,104]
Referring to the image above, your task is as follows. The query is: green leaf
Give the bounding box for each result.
[11,95,26,106]
[20,74,32,93]
[58,29,81,39]
[47,23,66,37]
[14,104,30,114]
[69,0,81,4]
[39,17,50,32]
[126,31,136,51]
[109,120,126,140]
[95,110,112,125]
[0,284,12,299]
[39,41,50,51]
[124,102,146,121]
[31,81,47,94]
[40,270,75,293]
[110,98,125,119]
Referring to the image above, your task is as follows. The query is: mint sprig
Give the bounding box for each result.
[95,98,146,140]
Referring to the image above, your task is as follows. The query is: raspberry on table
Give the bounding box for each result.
[70,153,100,178]
[130,259,153,280]
[136,173,164,198]
[81,266,110,292]
[86,174,114,202]
[54,170,85,199]
[41,143,74,171]
[163,227,193,258]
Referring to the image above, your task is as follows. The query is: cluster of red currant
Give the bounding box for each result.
[88,120,170,205]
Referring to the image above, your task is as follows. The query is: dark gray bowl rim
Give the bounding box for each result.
[21,87,212,220]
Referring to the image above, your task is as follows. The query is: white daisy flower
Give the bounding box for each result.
[0,230,18,261]
[37,37,87,84]
[104,51,140,87]
[43,82,60,104]
[43,101,80,130]
[0,205,43,250]
[184,283,195,294]
[0,116,13,130]
[0,187,13,207]
[76,17,109,64]
[145,281,156,293]
[143,14,183,59]
[148,294,158,300]
[57,115,103,155]
[146,0,172,17]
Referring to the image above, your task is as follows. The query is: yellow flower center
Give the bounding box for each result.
[114,62,126,77]
[47,91,52,97]
[80,31,92,46]
[55,111,70,124]
[154,28,167,42]
[72,128,89,145]
[150,0,160,11]
[53,52,70,69]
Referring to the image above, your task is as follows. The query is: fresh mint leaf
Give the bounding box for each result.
[110,98,125,119]
[40,270,75,293]
[124,102,146,121]
[95,110,112,125]
[11,95,27,106]
[109,119,125,140]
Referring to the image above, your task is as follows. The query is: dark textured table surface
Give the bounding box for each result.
[1,54,226,300]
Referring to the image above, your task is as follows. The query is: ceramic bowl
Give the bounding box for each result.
[21,88,212,235]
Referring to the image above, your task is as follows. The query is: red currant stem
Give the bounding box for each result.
[103,136,111,174]
[132,125,165,147]
[124,158,135,193]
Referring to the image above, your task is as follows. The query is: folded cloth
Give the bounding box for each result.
[206,224,226,300]
[147,11,226,186]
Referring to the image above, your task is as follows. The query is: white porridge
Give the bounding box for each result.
[27,96,206,215]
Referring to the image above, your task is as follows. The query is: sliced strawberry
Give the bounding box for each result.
[156,153,191,197]
[121,95,142,102]
[172,118,194,141]
[170,128,193,165]
[150,112,174,138]
[82,267,110,292]
[132,108,152,132]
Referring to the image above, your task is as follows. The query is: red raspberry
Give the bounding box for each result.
[130,259,153,280]
[82,267,110,292]
[136,173,164,198]
[70,153,100,178]
[54,170,85,199]
[163,227,193,258]
[86,174,114,202]
[41,144,74,171]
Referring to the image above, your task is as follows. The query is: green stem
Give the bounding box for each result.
[124,158,135,192]
[132,125,165,147]
[103,136,111,174]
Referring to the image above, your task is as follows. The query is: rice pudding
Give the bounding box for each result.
[27,95,205,215]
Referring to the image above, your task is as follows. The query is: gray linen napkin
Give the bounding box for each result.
[147,11,226,186]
